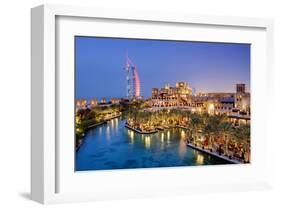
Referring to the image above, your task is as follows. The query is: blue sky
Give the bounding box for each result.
[75,36,250,99]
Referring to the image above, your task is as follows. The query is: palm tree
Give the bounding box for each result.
[201,114,228,153]
[188,113,202,144]
[219,121,233,156]
[202,122,213,150]
[233,124,250,162]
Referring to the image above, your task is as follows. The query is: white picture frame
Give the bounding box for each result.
[31,4,274,204]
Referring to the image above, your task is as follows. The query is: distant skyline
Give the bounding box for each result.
[75,36,250,99]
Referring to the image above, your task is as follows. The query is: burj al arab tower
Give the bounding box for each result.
[124,54,141,99]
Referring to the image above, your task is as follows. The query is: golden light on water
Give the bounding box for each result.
[161,132,164,142]
[128,130,135,144]
[181,130,186,140]
[167,131,170,141]
[145,136,151,148]
[106,126,110,140]
[178,139,186,157]
[130,130,134,139]
[98,127,102,138]
[196,154,204,164]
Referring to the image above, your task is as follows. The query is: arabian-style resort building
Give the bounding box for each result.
[75,81,250,126]
[150,82,193,107]
[75,97,122,112]
[147,82,250,126]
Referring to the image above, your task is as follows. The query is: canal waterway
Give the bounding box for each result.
[76,117,230,171]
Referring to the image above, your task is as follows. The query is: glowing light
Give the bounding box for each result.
[167,131,170,141]
[196,154,204,164]
[208,103,215,115]
[161,132,164,142]
[178,139,186,157]
[130,130,134,138]
[145,136,151,148]
[106,126,110,140]
[128,130,134,144]
[133,68,141,97]
[181,130,186,140]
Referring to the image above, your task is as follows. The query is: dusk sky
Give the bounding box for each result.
[75,36,250,99]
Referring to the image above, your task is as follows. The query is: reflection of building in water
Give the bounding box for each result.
[167,131,170,142]
[179,131,187,157]
[196,153,204,164]
[145,136,151,148]
[128,130,135,144]
[180,130,186,140]
[106,125,110,140]
[161,132,164,143]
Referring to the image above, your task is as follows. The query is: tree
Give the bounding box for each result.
[219,121,233,156]
[233,124,250,161]
[188,113,202,142]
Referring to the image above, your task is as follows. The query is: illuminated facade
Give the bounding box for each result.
[150,82,193,108]
[124,55,141,99]
[110,98,121,104]
[76,99,87,110]
[90,98,98,108]
[149,82,250,121]
[101,98,107,104]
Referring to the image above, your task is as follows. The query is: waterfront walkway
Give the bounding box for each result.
[125,124,157,134]
[87,114,121,129]
[186,143,242,164]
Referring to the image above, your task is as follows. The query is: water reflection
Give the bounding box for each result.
[115,118,119,130]
[196,153,204,165]
[180,130,186,140]
[167,130,170,142]
[145,136,151,148]
[106,125,110,140]
[98,127,102,140]
[178,139,186,158]
[76,118,231,171]
[128,130,134,144]
[161,132,164,142]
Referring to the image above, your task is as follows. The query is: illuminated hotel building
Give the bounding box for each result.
[151,88,159,99]
[75,99,87,111]
[149,82,250,122]
[150,82,193,108]
[110,98,121,104]
[89,98,98,108]
[101,98,107,104]
[124,55,141,99]
[235,84,250,113]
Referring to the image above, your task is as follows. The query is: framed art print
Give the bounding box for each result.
[31,4,274,204]
[75,37,250,171]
